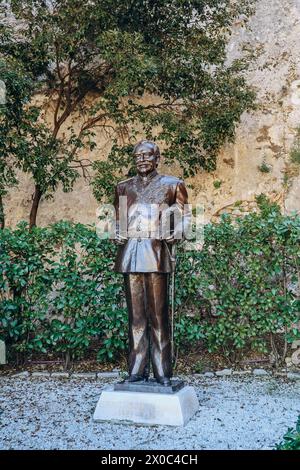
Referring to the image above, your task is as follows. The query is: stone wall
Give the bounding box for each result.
[3,0,300,227]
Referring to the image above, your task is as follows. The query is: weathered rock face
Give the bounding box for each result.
[3,0,300,227]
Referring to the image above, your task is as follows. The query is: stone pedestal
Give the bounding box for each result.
[93,384,199,426]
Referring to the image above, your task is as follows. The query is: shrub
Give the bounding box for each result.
[276,416,300,450]
[175,196,300,363]
[0,221,127,365]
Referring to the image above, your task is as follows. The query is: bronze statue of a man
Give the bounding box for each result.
[113,140,189,386]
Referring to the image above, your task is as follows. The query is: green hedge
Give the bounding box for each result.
[0,221,127,366]
[0,197,299,367]
[175,197,300,363]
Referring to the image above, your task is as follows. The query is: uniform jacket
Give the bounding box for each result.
[113,169,189,273]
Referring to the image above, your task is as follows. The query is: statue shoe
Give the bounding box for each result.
[127,374,145,383]
[156,376,171,387]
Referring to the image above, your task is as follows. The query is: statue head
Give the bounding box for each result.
[133,140,160,177]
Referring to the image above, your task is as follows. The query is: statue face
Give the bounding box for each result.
[133,142,159,177]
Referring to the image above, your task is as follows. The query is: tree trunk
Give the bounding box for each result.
[0,194,5,230]
[29,185,42,229]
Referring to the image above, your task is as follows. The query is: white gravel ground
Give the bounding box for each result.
[0,375,299,450]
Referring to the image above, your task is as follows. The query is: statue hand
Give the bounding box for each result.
[164,236,178,245]
[115,233,128,245]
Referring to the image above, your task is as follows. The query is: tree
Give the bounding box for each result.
[0,0,256,223]
[0,58,79,228]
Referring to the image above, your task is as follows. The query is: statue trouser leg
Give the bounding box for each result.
[123,273,172,380]
[146,273,172,381]
[124,274,149,378]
